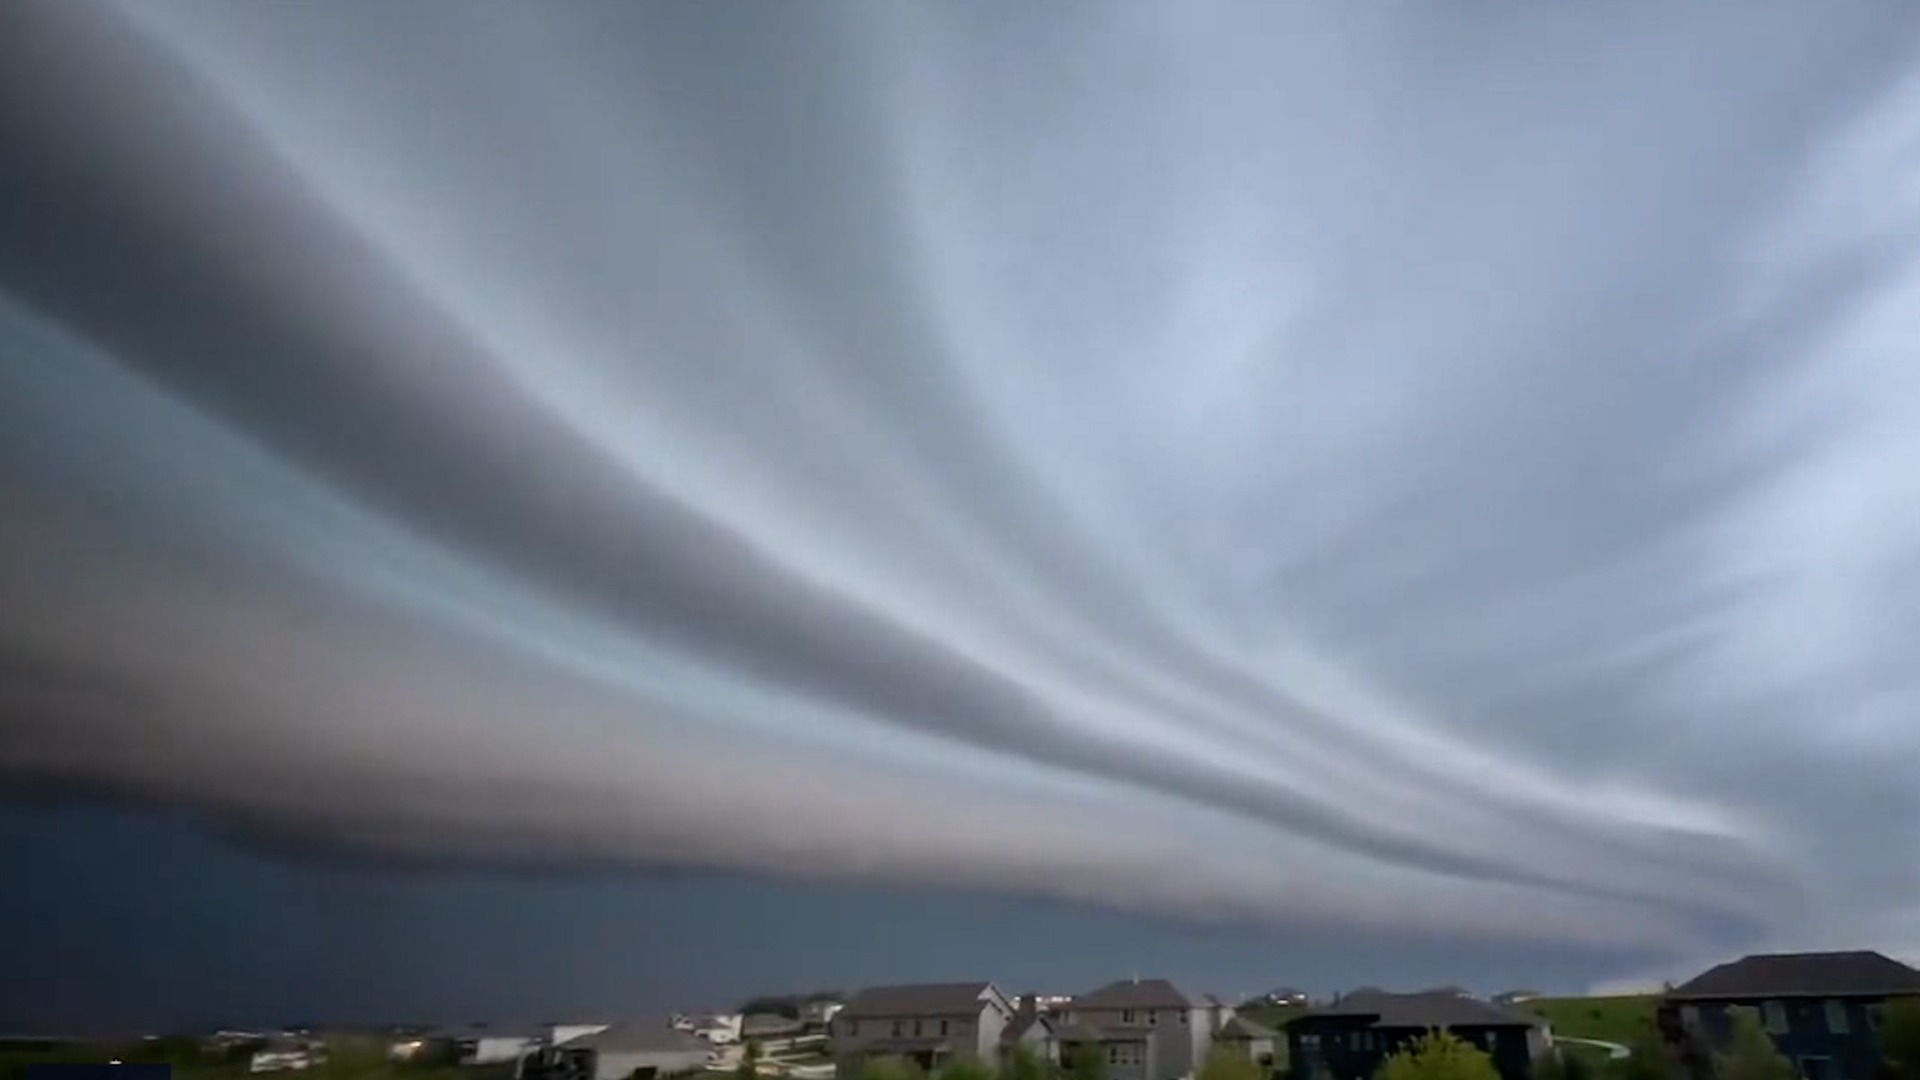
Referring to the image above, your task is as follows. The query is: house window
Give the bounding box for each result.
[1763,1002,1789,1035]
[1868,1004,1885,1032]
[913,1020,924,1037]
[1179,1011,1188,1024]
[1121,1010,1136,1024]
[1300,1036,1321,1052]
[940,1021,950,1037]
[1824,1002,1848,1035]
[892,1021,904,1038]
[1680,1006,1700,1031]
[1147,1011,1158,1026]
[1106,1043,1143,1067]
[845,1021,858,1038]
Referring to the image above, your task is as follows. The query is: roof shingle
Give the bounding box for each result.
[840,983,994,1019]
[1295,992,1533,1030]
[1074,979,1194,1010]
[1669,952,1920,1000]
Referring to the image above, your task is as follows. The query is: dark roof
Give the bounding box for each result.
[1295,992,1533,1030]
[1052,1021,1111,1042]
[1669,952,1920,1000]
[1217,1016,1278,1040]
[1074,979,1194,1009]
[561,1021,706,1054]
[841,983,994,1019]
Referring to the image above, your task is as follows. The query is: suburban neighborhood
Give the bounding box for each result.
[5,950,1918,1080]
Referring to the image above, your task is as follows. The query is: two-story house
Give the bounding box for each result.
[831,982,1015,1078]
[1283,991,1536,1080]
[1660,950,1920,1080]
[1052,978,1217,1080]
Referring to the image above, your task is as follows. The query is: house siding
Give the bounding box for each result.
[1286,1019,1532,1080]
[590,1048,708,1080]
[1066,1007,1203,1080]
[1664,997,1895,1080]
[832,992,1013,1079]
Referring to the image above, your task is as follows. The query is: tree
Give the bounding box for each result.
[865,1057,927,1080]
[1882,998,1920,1080]
[1609,1022,1684,1080]
[1065,1042,1108,1080]
[1199,1046,1266,1080]
[1373,1032,1501,1080]
[1714,1008,1794,1080]
[938,1059,998,1080]
[1007,1042,1049,1080]
[1535,1047,1599,1080]
[735,1039,763,1080]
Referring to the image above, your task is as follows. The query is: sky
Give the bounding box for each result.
[4,0,1920,1032]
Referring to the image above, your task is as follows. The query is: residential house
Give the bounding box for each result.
[740,1013,807,1041]
[1258,990,1312,1009]
[400,1025,545,1067]
[1660,950,1920,1080]
[249,1038,324,1073]
[692,1015,744,1046]
[804,1001,845,1028]
[552,1024,614,1047]
[1284,991,1536,1080]
[1052,978,1217,1080]
[1000,998,1060,1069]
[831,982,1016,1077]
[1215,1016,1280,1072]
[1202,996,1237,1032]
[553,1020,710,1080]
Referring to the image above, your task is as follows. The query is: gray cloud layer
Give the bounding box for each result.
[5,0,1920,976]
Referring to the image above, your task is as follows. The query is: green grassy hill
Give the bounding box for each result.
[1518,995,1660,1044]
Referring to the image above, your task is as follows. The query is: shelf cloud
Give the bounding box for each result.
[5,0,1920,970]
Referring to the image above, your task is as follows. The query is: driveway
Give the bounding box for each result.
[1552,1036,1630,1060]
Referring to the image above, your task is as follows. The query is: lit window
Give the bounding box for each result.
[1763,1002,1789,1035]
[1825,1003,1848,1035]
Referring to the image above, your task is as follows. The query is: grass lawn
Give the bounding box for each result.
[1519,995,1660,1044]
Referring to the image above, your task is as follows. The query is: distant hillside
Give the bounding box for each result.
[1519,994,1660,1043]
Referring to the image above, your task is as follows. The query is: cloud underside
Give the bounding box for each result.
[4,0,1920,967]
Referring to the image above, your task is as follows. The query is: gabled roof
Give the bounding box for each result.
[1001,1014,1055,1045]
[1074,979,1194,1010]
[840,983,995,1019]
[560,1021,706,1054]
[1294,991,1533,1030]
[1217,1016,1278,1040]
[1668,952,1920,1001]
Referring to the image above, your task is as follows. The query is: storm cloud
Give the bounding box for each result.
[5,0,1920,976]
